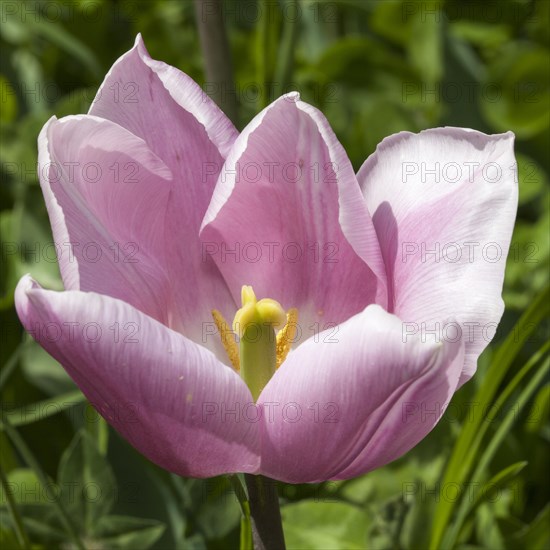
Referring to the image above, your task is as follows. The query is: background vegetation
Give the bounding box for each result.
[1,0,548,548]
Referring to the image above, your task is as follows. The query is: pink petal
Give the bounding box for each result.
[39,114,175,320]
[15,275,260,478]
[357,128,517,384]
[89,34,239,342]
[39,115,226,357]
[257,305,464,483]
[88,37,239,328]
[40,35,244,356]
[201,93,387,337]
[89,35,237,159]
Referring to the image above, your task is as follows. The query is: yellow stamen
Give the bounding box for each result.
[276,308,298,368]
[212,309,240,372]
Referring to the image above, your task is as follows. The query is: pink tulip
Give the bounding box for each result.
[15,36,517,483]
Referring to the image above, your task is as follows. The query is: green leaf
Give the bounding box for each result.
[398,456,446,549]
[504,213,550,310]
[446,31,486,81]
[347,97,420,160]
[10,50,45,114]
[480,43,550,138]
[1,419,84,549]
[524,384,550,435]
[371,0,443,83]
[1,468,45,506]
[441,344,549,548]
[96,516,165,549]
[147,470,186,546]
[408,1,443,84]
[340,458,429,505]
[314,36,418,89]
[0,207,62,312]
[0,525,22,549]
[281,501,369,549]
[0,212,22,311]
[527,0,550,44]
[0,76,17,125]
[430,285,550,549]
[7,504,66,545]
[511,504,550,550]
[181,533,207,549]
[470,462,528,514]
[57,430,116,537]
[20,341,75,396]
[3,390,84,427]
[185,477,241,540]
[476,503,505,550]
[401,488,436,550]
[9,13,101,77]
[450,21,511,53]
[0,343,28,393]
[516,154,548,205]
[0,466,31,549]
[370,0,409,45]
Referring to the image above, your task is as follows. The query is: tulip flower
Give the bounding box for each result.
[15,36,517,485]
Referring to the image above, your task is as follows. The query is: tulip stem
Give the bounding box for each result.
[256,0,271,109]
[193,0,239,125]
[244,474,286,550]
[274,0,299,98]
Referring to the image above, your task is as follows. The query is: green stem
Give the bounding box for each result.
[244,474,286,550]
[240,501,253,550]
[274,0,299,98]
[228,474,253,550]
[0,463,31,549]
[85,407,109,457]
[193,0,239,125]
[256,0,271,109]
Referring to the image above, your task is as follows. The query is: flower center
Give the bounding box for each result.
[212,286,298,400]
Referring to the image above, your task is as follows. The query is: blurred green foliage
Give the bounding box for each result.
[0,0,549,549]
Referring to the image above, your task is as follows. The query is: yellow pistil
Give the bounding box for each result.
[232,286,286,338]
[211,309,240,372]
[211,287,298,396]
[241,284,257,305]
[276,308,298,369]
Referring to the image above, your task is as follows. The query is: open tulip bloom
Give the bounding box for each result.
[16,36,517,487]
